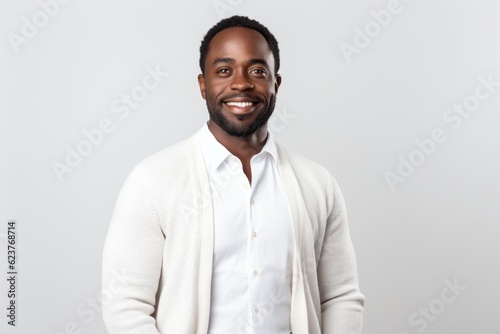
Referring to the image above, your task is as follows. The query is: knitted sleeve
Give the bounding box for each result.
[102,162,164,334]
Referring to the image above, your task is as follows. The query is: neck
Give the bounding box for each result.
[207,120,268,161]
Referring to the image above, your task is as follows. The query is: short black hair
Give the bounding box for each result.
[199,15,280,75]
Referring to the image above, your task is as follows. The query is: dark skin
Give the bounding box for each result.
[198,27,281,184]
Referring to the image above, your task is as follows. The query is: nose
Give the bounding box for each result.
[229,71,254,91]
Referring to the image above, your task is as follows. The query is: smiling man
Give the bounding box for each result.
[102,16,364,334]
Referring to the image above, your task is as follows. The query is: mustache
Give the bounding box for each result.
[218,93,263,103]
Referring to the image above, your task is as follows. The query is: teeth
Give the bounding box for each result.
[226,101,254,107]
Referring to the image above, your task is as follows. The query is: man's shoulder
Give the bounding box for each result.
[141,135,195,168]
[276,142,344,202]
[276,143,333,181]
[125,133,198,184]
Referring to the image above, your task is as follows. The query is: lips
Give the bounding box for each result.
[221,95,262,114]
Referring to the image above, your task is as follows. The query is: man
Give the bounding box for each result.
[102,15,364,333]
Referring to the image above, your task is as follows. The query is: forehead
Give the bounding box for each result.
[207,27,274,67]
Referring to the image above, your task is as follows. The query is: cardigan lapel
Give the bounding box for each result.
[190,132,214,334]
[276,144,311,333]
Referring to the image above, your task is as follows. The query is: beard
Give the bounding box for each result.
[206,93,277,137]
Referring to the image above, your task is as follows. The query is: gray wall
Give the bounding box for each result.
[2,0,499,333]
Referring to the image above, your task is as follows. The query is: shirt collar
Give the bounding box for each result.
[199,122,279,172]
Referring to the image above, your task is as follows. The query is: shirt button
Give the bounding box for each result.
[253,270,259,277]
[250,199,255,205]
[252,231,257,238]
[253,306,259,314]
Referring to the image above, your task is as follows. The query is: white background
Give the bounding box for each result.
[1,0,499,333]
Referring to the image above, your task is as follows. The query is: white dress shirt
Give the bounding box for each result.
[199,122,294,334]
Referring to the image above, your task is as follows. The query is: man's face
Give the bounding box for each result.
[198,27,281,137]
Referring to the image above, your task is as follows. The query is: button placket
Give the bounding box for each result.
[248,179,259,330]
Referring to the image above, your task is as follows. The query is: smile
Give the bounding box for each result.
[225,101,255,107]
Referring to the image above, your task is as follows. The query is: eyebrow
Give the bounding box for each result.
[212,57,270,70]
[212,57,235,66]
[247,58,270,69]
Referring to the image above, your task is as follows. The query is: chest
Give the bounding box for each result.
[208,156,294,263]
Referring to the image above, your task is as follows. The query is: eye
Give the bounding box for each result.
[216,68,231,75]
[250,68,267,75]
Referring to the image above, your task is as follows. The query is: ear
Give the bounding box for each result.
[274,74,282,94]
[197,74,206,99]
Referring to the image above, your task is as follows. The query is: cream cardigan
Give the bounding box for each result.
[102,129,365,333]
